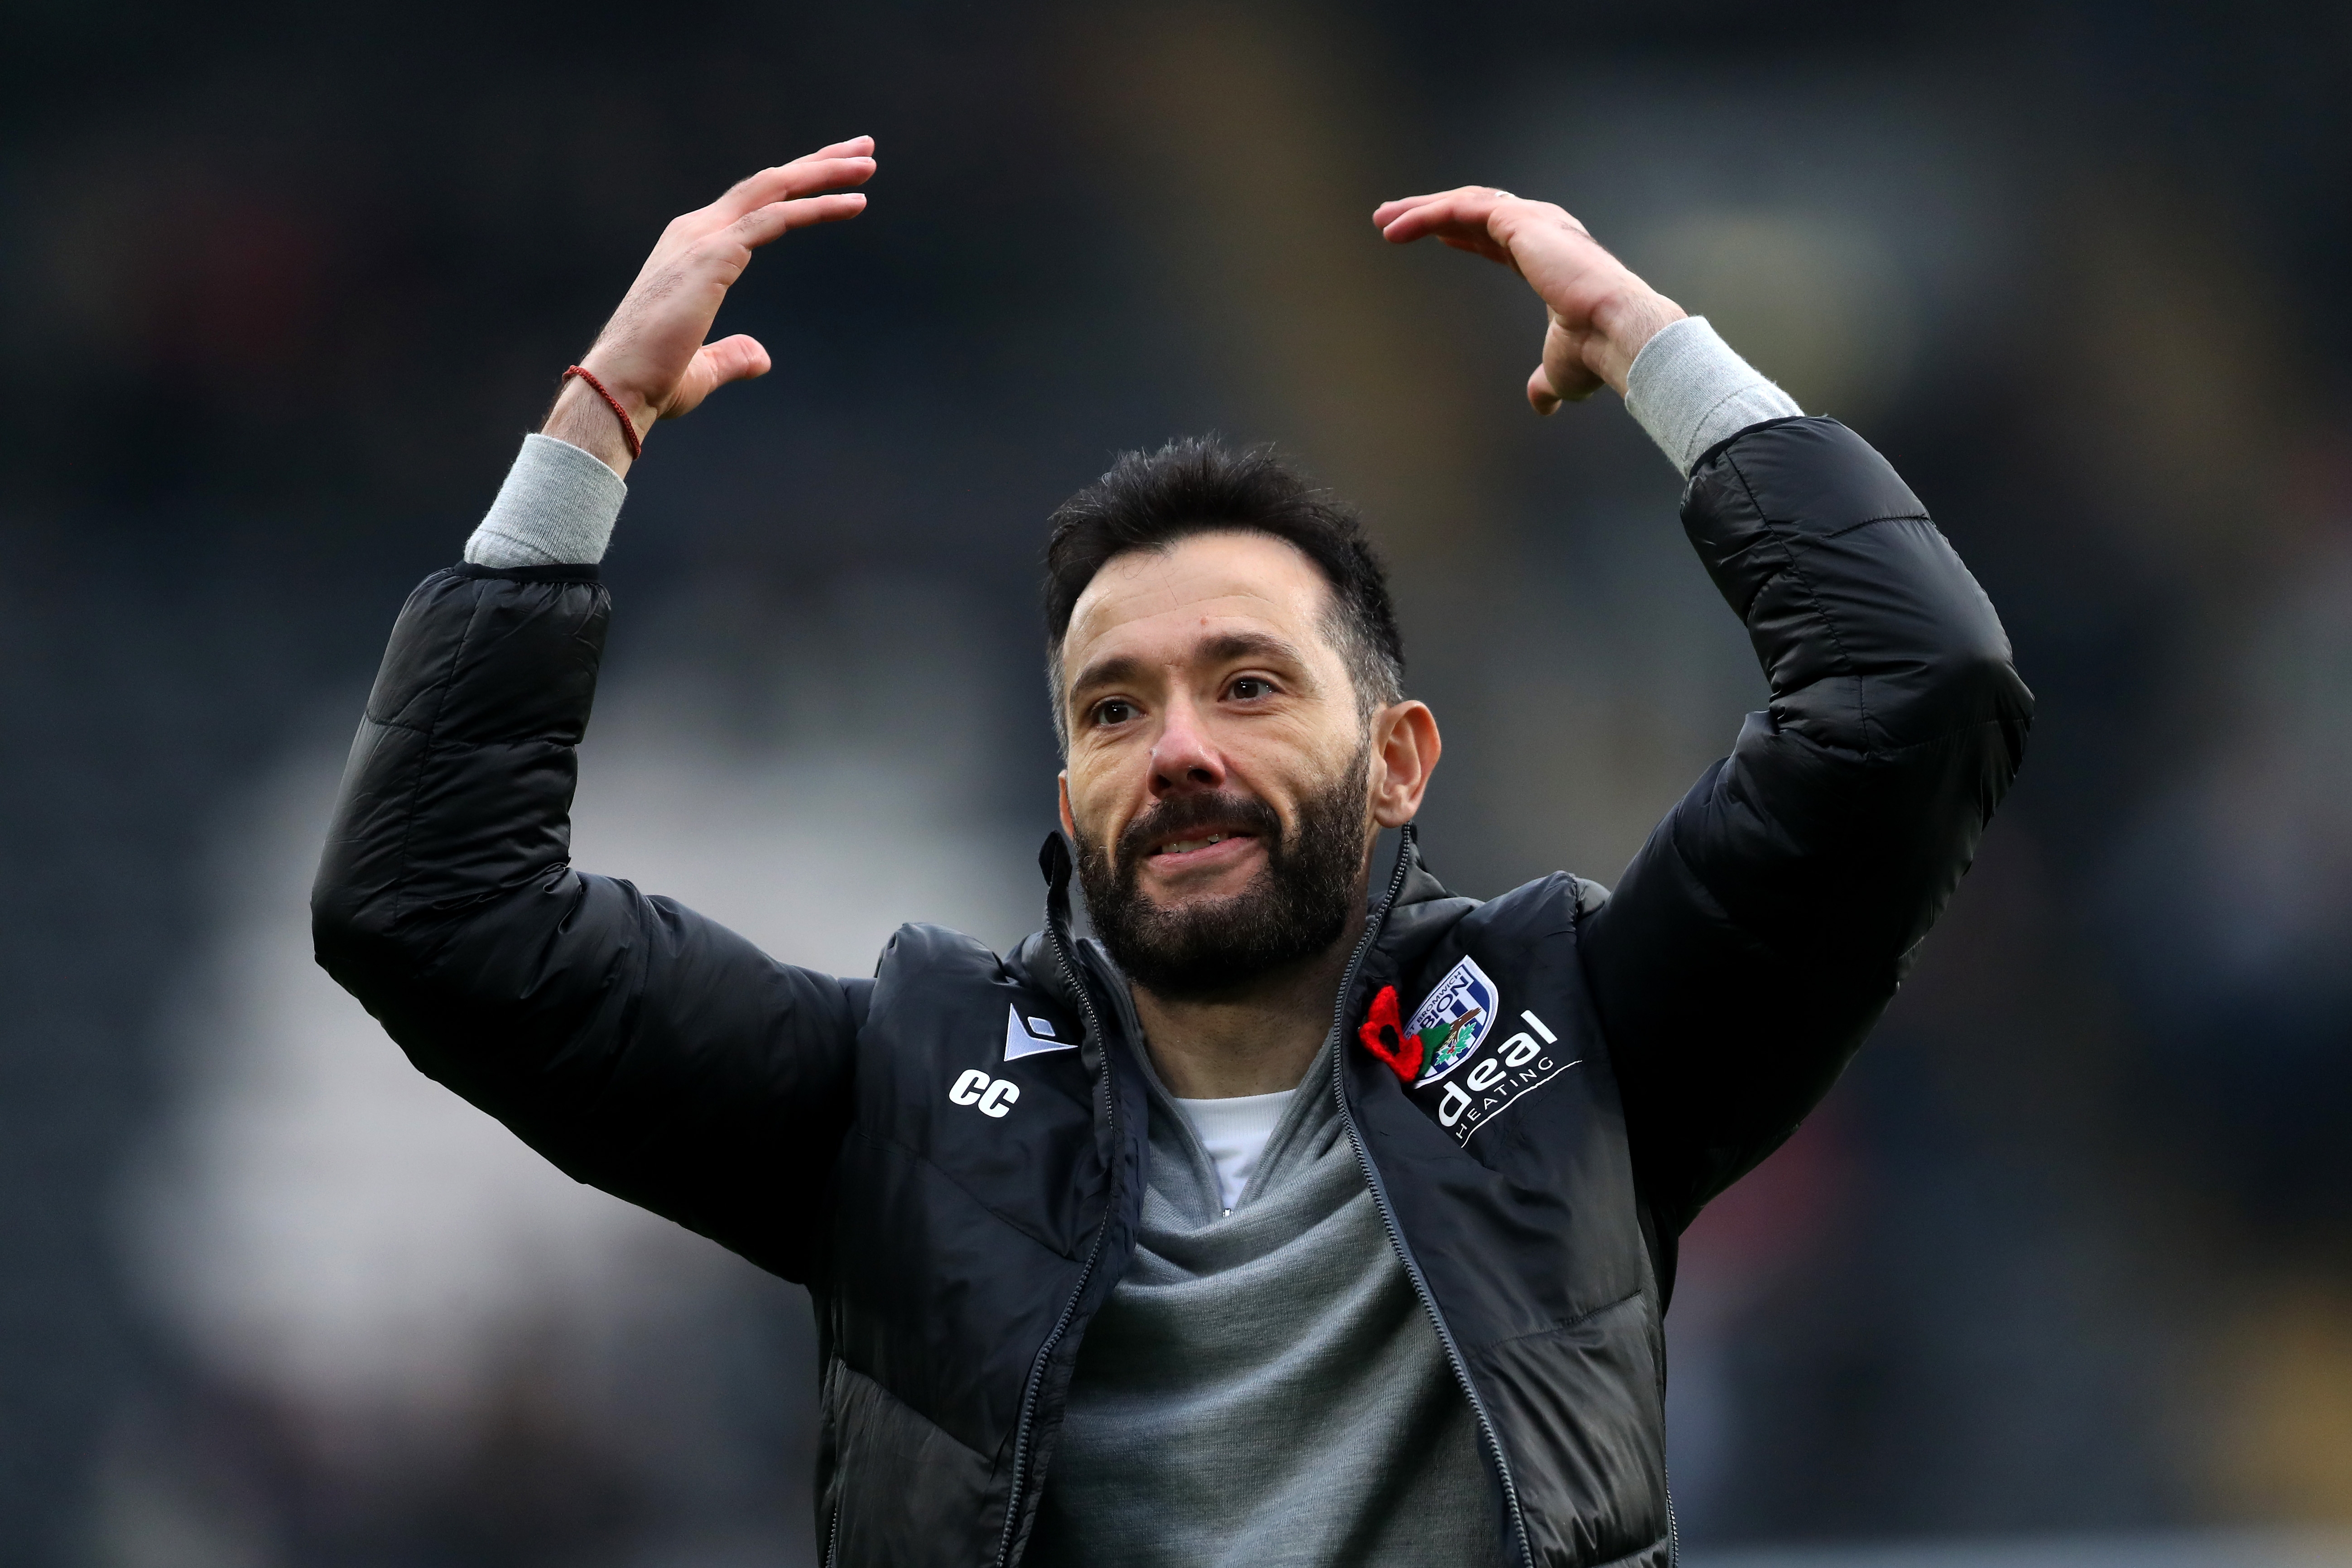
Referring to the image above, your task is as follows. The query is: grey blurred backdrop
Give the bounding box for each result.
[6,1,2352,1564]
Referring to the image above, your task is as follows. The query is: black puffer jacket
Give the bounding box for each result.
[314,417,2030,1568]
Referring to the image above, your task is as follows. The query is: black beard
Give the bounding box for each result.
[1074,746,1371,1002]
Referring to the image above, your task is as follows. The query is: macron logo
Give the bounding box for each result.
[953,1006,1071,1119]
[1005,1005,1074,1062]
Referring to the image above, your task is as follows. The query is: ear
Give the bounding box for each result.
[1058,771,1077,840]
[1368,701,1441,828]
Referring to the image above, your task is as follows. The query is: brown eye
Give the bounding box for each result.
[1229,678,1273,701]
[1093,699,1135,726]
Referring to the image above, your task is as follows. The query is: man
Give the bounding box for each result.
[315,135,2030,1568]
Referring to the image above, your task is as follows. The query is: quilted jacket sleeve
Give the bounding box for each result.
[1579,418,2032,1240]
[311,563,861,1283]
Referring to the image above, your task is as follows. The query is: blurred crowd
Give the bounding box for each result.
[5,2,2351,1564]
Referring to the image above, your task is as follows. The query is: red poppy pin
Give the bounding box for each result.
[1356,984,1423,1082]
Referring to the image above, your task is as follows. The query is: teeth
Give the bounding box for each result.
[1164,833,1229,854]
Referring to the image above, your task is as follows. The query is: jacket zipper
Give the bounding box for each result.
[1332,827,1537,1568]
[991,909,1117,1568]
[823,1505,840,1568]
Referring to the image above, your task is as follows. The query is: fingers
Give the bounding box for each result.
[803,134,876,162]
[659,334,774,422]
[1371,187,1505,226]
[1379,179,1634,412]
[1372,191,1455,226]
[699,334,772,387]
[709,153,877,226]
[1373,186,1508,246]
[701,137,877,227]
[1537,351,1602,408]
[727,191,868,250]
[1526,366,1563,417]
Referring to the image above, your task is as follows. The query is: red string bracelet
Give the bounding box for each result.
[562,365,643,461]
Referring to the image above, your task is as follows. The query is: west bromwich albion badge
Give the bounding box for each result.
[1408,956,1498,1086]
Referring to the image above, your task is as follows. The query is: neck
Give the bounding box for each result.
[1128,907,1366,1099]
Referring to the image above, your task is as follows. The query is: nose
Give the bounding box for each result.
[1149,692,1227,798]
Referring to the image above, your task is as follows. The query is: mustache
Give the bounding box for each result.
[1115,790,1284,868]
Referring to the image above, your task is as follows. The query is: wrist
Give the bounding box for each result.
[541,369,647,478]
[1588,287,1687,397]
[578,352,658,431]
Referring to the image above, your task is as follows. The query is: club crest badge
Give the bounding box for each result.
[1407,956,1498,1086]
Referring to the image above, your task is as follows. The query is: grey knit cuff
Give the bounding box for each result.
[462,433,628,568]
[1623,317,1803,475]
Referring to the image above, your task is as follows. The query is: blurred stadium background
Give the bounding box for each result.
[6,1,2352,1564]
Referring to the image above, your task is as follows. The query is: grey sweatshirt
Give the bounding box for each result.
[1024,1032,1506,1568]
[461,318,1799,1563]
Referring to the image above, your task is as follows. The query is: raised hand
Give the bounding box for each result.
[1374,187,1684,415]
[545,137,877,473]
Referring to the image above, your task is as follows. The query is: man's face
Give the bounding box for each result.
[1057,531,1380,997]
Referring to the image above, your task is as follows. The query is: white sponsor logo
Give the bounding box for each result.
[949,1068,1022,1118]
[1004,1005,1074,1062]
[1416,1003,1576,1146]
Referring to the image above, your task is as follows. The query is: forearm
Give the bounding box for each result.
[313,566,603,1093]
[542,373,645,478]
[1684,418,2027,758]
[1588,418,2031,1228]
[1592,678,2027,1230]
[1677,418,2030,958]
[337,437,623,919]
[313,566,608,950]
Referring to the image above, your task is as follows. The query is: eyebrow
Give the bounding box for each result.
[1065,631,1318,705]
[1067,653,1149,698]
[1198,630,1313,672]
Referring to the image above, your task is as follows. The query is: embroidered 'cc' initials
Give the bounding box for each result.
[949,1068,1020,1118]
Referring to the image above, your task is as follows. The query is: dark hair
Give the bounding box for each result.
[1041,437,1405,745]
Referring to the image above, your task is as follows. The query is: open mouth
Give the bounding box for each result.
[1149,829,1260,861]
[1117,791,1283,876]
